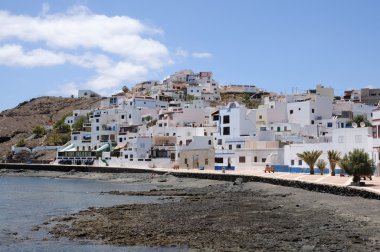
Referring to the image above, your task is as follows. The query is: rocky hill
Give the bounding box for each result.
[0,96,101,161]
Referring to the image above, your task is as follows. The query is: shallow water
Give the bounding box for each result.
[0,175,178,251]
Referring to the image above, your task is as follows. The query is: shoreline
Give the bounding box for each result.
[1,163,380,200]
[48,180,380,251]
[2,167,380,250]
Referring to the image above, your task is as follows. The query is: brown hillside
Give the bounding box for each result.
[0,96,101,159]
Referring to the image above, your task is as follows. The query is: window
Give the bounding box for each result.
[262,158,266,163]
[96,126,99,131]
[215,157,223,163]
[121,115,125,119]
[259,115,262,119]
[124,155,128,159]
[290,110,293,114]
[223,115,230,124]
[298,108,301,111]
[311,120,314,125]
[129,114,131,119]
[96,119,99,123]
[311,109,315,113]
[205,159,209,165]
[254,156,257,162]
[217,139,222,145]
[119,138,122,142]
[355,135,362,143]
[239,156,246,163]
[338,136,344,143]
[184,158,188,164]
[223,127,230,135]
[208,140,212,145]
[236,144,241,149]
[204,132,207,136]
[229,145,232,150]
[73,136,77,140]
[291,160,295,166]
[327,122,333,128]
[298,160,302,166]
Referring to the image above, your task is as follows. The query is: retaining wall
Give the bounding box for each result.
[1,163,379,200]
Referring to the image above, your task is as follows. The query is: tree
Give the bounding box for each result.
[32,125,46,138]
[241,93,260,109]
[297,150,323,175]
[338,154,350,176]
[185,94,195,101]
[71,116,88,132]
[351,114,371,127]
[53,113,71,133]
[122,85,130,93]
[327,150,341,176]
[316,160,327,175]
[341,149,374,184]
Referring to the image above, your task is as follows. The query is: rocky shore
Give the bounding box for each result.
[47,179,380,251]
[2,168,380,251]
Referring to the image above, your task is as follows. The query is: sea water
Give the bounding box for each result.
[0,175,177,251]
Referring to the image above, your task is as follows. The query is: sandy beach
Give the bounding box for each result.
[3,169,378,251]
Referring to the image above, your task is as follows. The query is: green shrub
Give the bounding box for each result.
[45,133,71,146]
[341,149,374,183]
[71,116,88,132]
[32,125,46,138]
[15,139,26,147]
[53,113,72,133]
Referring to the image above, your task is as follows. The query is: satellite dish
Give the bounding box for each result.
[352,122,357,128]
[360,122,366,128]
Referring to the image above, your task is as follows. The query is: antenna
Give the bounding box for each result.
[352,122,357,128]
[360,122,366,128]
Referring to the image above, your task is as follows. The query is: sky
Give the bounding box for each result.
[1,0,380,111]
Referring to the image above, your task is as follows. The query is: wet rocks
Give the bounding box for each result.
[49,182,380,251]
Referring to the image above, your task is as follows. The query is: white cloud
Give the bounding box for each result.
[175,48,189,58]
[192,52,213,59]
[0,44,65,67]
[47,82,78,97]
[0,5,171,93]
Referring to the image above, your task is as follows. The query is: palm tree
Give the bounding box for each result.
[327,150,341,176]
[297,150,323,175]
[316,160,327,175]
[351,114,371,127]
[338,154,349,177]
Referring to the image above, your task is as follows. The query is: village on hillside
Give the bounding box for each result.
[12,69,380,176]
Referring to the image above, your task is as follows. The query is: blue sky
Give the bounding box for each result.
[1,0,380,111]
